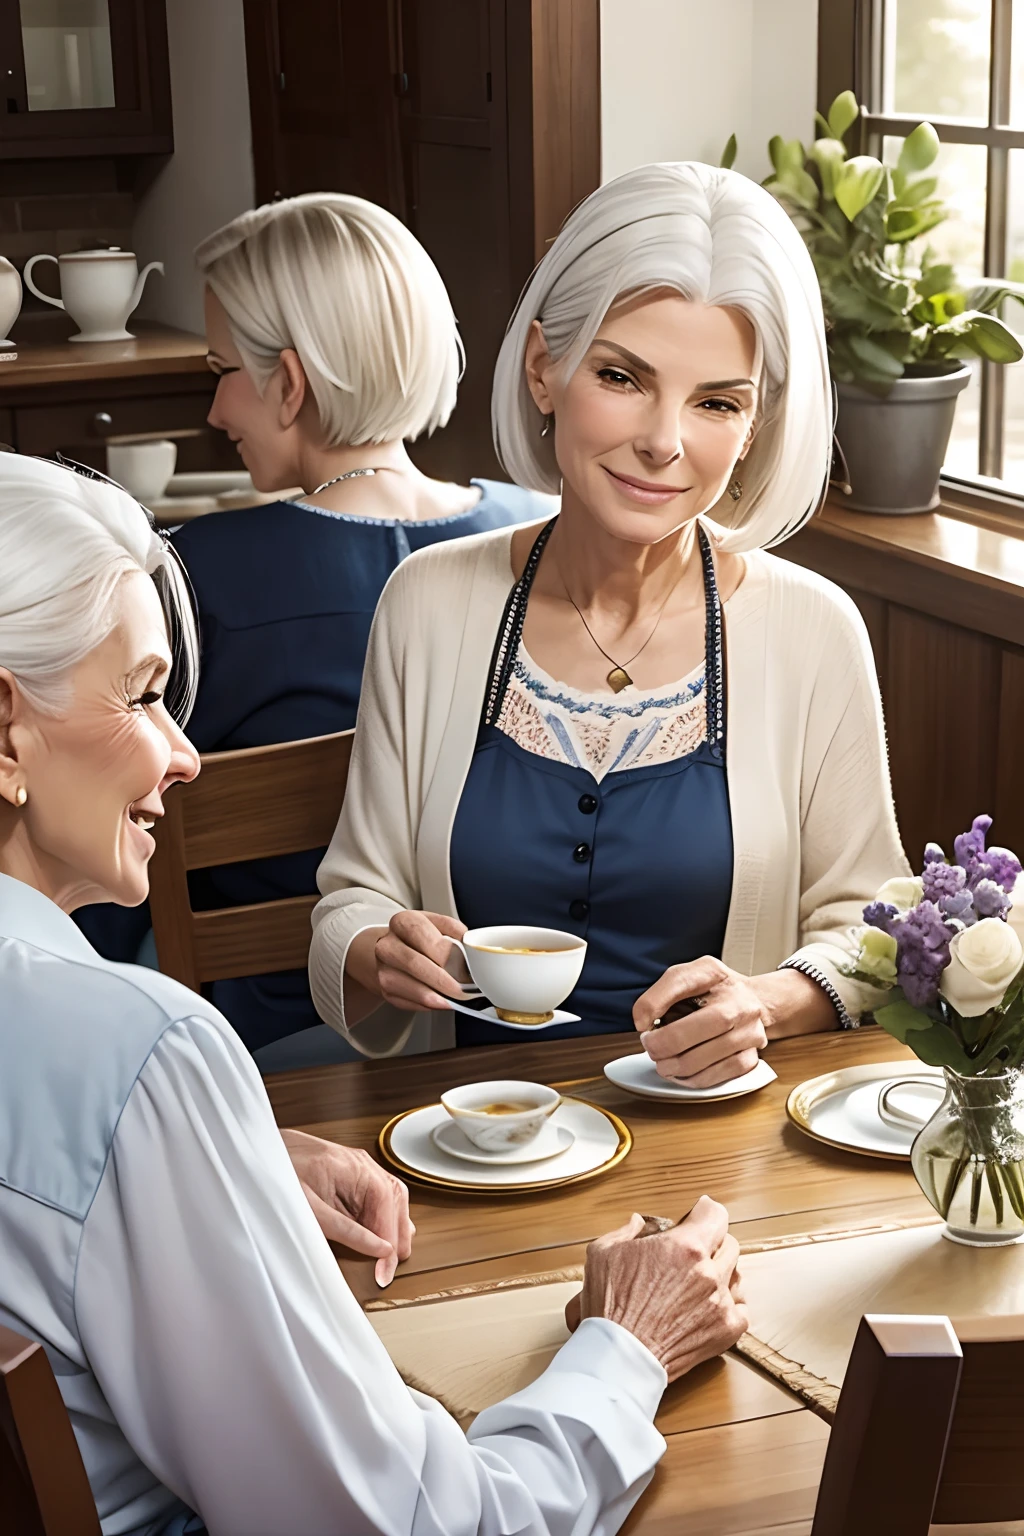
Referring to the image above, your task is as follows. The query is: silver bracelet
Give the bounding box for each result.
[778,957,858,1031]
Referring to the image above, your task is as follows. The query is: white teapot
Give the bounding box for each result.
[24,247,164,343]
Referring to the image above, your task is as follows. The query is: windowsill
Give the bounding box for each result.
[781,489,1024,646]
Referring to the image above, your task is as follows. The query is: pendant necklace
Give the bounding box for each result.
[310,467,382,495]
[557,556,684,694]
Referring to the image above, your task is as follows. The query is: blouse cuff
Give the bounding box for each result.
[777,956,859,1031]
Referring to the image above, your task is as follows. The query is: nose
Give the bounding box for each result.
[207,377,229,432]
[634,396,685,467]
[160,715,201,792]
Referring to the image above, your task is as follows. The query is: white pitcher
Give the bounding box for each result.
[23,248,163,343]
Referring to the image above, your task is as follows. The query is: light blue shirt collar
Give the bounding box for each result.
[0,871,98,963]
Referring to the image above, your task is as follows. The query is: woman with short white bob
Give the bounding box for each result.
[76,192,549,1052]
[311,161,910,1079]
[0,454,747,1534]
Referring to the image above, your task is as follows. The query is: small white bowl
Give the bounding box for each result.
[439,1080,561,1153]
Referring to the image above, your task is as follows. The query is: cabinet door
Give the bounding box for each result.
[0,0,171,155]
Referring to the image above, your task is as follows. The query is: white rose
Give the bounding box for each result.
[1006,874,1024,953]
[875,876,924,912]
[940,917,1024,1018]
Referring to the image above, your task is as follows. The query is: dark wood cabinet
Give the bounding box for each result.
[242,0,599,482]
[0,0,171,158]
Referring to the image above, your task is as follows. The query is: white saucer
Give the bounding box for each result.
[430,1117,575,1165]
[447,997,581,1030]
[787,1063,946,1160]
[380,1098,629,1190]
[603,1051,778,1102]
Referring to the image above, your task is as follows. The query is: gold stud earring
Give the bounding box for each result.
[14,786,27,807]
[727,477,743,502]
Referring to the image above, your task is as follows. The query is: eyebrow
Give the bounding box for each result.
[591,342,756,392]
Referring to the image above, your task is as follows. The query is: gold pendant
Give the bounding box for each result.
[607,666,632,693]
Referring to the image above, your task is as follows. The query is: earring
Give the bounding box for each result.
[14,786,26,807]
[727,477,743,502]
[540,413,554,439]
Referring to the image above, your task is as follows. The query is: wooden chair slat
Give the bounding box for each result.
[932,1336,1024,1523]
[0,1325,100,1535]
[193,896,318,982]
[150,729,352,989]
[179,732,352,869]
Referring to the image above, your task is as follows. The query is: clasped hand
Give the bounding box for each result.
[634,955,769,1088]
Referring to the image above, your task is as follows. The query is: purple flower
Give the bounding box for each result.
[950,815,1021,896]
[978,847,1023,895]
[940,888,976,925]
[864,901,900,936]
[922,860,965,904]
[923,842,946,865]
[954,815,993,873]
[973,878,1011,919]
[893,899,956,1009]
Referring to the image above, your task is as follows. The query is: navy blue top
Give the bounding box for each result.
[74,481,549,1050]
[448,519,733,1044]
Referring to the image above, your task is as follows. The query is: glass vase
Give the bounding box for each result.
[911,1067,1024,1246]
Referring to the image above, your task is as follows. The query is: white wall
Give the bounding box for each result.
[601,0,818,186]
[133,0,255,334]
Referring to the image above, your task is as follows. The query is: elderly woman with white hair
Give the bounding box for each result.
[311,162,910,1081]
[0,453,747,1534]
[76,192,549,1051]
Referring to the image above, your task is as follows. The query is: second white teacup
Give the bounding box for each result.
[107,439,177,504]
[453,925,587,1025]
[440,1080,561,1152]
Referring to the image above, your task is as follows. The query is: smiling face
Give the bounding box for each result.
[525,290,759,545]
[0,571,200,912]
[205,287,309,492]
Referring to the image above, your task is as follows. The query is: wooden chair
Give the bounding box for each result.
[811,1312,1024,1534]
[0,1324,100,1536]
[149,730,353,991]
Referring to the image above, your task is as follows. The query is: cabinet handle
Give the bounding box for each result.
[92,411,113,435]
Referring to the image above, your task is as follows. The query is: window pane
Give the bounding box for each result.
[20,0,115,113]
[998,151,1024,490]
[1013,4,1024,126]
[885,0,991,123]
[882,137,988,278]
[943,359,982,479]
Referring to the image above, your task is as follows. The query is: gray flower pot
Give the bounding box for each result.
[833,363,972,515]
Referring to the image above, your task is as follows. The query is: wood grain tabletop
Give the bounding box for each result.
[265,1027,1020,1534]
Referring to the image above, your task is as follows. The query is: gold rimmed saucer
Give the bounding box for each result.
[378,1096,632,1194]
[786,1061,945,1162]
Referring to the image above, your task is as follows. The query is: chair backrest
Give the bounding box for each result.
[149,729,353,991]
[811,1312,1024,1534]
[0,1324,100,1536]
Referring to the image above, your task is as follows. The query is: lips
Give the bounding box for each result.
[602,466,691,505]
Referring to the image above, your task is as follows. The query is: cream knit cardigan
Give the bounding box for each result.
[310,521,911,1056]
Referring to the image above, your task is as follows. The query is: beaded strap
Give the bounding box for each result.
[482,517,726,755]
[779,957,858,1030]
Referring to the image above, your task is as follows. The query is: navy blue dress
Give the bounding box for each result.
[449,519,733,1043]
[74,481,549,1049]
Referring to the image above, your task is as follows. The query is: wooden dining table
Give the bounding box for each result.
[265,1025,1015,1536]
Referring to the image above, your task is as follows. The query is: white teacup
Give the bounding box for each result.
[452,925,587,1025]
[107,439,177,503]
[440,1080,561,1152]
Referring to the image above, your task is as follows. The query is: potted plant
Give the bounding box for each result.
[723,92,1024,514]
[847,815,1024,1246]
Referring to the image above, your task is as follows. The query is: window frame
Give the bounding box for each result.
[819,0,1024,509]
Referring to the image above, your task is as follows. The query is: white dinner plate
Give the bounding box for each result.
[787,1062,946,1160]
[447,997,581,1030]
[603,1051,778,1102]
[380,1097,630,1191]
[430,1118,575,1165]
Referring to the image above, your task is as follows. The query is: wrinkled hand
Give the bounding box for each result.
[281,1129,414,1287]
[634,956,768,1088]
[374,910,469,1013]
[565,1197,747,1382]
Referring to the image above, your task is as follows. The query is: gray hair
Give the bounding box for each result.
[196,193,463,447]
[0,455,198,721]
[492,162,832,551]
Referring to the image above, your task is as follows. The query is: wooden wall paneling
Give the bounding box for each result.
[884,606,1002,865]
[529,0,600,260]
[995,645,1024,858]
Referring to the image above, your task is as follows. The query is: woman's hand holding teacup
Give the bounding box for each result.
[634,956,769,1088]
[371,909,470,1012]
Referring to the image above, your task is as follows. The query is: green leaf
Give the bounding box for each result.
[934,310,1024,363]
[886,204,946,244]
[809,137,847,199]
[898,121,941,175]
[835,155,886,221]
[815,110,833,140]
[875,999,937,1041]
[720,133,737,171]
[917,263,957,299]
[768,134,785,174]
[899,176,939,207]
[827,90,860,142]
